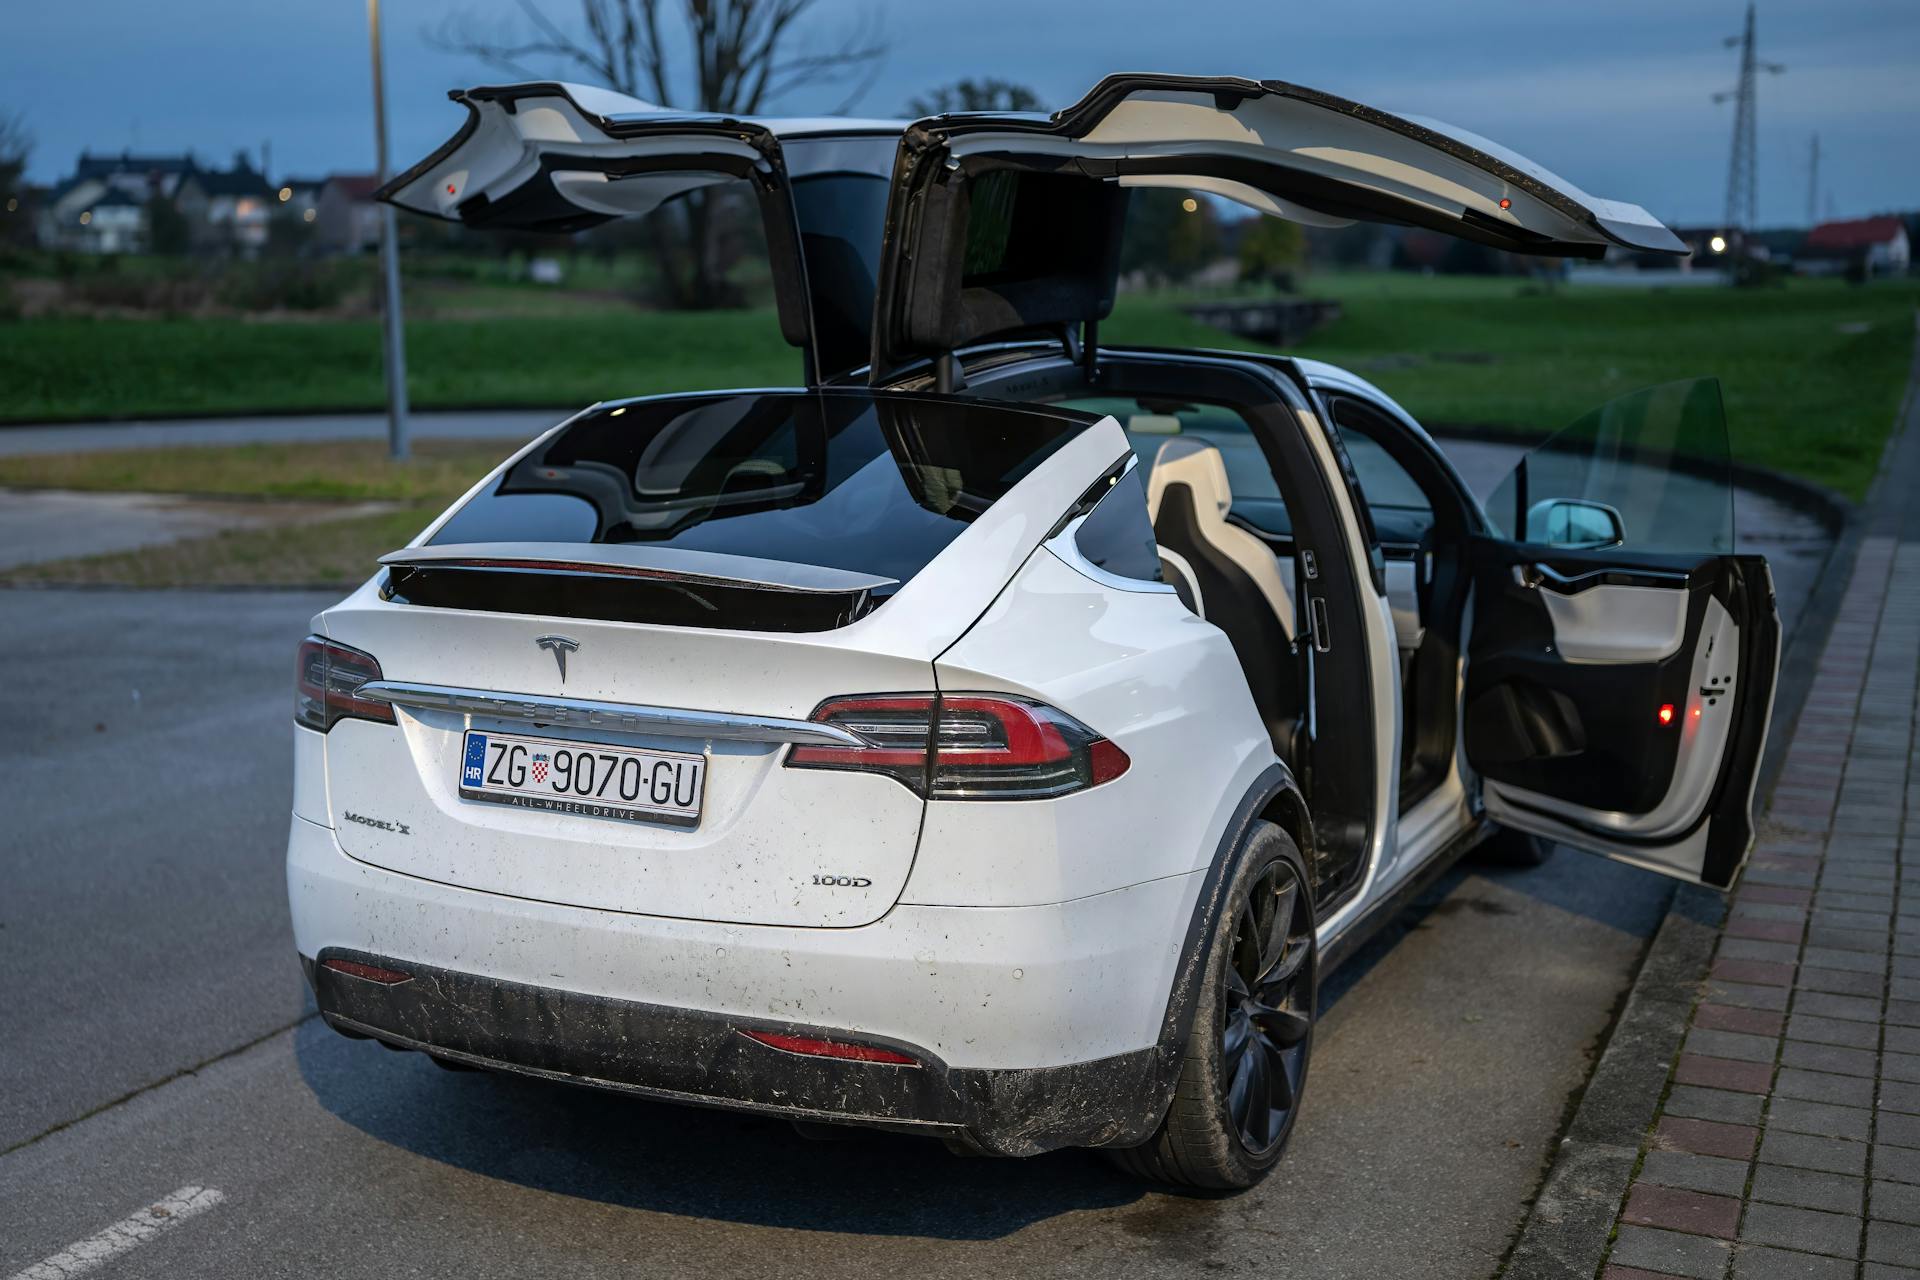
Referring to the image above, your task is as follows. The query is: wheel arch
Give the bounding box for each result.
[1106,761,1313,1148]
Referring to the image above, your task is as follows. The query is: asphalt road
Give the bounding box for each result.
[0,406,1836,1276]
[0,589,1679,1279]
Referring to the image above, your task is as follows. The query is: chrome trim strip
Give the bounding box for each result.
[355,681,868,747]
[1517,562,1691,593]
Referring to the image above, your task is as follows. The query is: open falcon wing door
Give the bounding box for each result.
[869,73,1686,379]
[378,81,901,377]
[1464,379,1780,889]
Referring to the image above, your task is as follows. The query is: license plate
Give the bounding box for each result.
[459,730,705,826]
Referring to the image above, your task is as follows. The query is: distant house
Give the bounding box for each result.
[1799,216,1911,278]
[280,176,327,231]
[74,187,145,252]
[315,174,383,253]
[39,149,278,254]
[39,150,198,251]
[176,153,275,253]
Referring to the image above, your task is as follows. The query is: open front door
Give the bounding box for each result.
[1464,380,1780,889]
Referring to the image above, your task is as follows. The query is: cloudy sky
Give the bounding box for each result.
[9,0,1917,227]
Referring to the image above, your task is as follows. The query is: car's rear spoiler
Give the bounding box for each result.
[378,543,899,632]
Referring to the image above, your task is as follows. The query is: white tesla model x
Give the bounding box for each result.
[289,75,1779,1187]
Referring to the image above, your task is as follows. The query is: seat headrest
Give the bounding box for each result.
[1146,437,1235,522]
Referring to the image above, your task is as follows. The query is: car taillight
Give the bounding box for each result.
[295,636,396,732]
[787,693,1129,799]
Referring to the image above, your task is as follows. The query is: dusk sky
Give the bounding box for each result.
[9,0,1918,228]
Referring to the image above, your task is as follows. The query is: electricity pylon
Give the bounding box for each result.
[1712,2,1785,236]
[1806,134,1820,227]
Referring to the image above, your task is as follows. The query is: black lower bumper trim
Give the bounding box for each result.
[306,949,1165,1157]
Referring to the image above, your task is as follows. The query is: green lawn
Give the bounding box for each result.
[2,273,1914,498]
[1107,276,1920,499]
[0,309,802,421]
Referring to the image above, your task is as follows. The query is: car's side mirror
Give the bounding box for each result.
[1525,498,1625,549]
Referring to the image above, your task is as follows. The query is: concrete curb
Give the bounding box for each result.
[1495,317,1920,1279]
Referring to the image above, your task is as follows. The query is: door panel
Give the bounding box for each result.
[1537,578,1688,663]
[1467,546,1777,886]
[1466,378,1779,889]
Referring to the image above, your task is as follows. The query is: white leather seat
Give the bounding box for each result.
[1145,439,1295,637]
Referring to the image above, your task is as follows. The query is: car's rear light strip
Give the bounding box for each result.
[786,692,1129,799]
[296,637,397,733]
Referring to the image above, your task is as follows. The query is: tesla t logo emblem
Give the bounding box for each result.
[535,635,580,682]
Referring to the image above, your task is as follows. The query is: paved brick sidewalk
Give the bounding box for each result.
[1598,535,1920,1279]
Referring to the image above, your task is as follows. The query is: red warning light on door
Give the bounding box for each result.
[1658,703,1675,725]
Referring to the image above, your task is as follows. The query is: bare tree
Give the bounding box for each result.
[0,114,31,247]
[905,78,1041,117]
[432,1,885,308]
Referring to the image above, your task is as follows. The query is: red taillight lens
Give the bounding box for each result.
[296,636,396,733]
[738,1029,919,1066]
[787,692,1129,799]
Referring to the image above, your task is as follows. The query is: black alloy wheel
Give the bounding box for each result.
[1220,856,1314,1155]
[1106,820,1317,1189]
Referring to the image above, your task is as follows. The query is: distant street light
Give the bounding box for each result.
[368,0,411,461]
[1709,234,1728,254]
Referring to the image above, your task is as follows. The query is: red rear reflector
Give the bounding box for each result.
[321,958,413,985]
[1658,704,1675,725]
[739,1029,918,1066]
[1089,737,1131,785]
[1499,196,1512,210]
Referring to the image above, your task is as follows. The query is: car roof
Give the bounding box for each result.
[1288,357,1421,424]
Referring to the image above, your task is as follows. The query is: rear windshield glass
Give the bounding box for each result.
[429,390,1095,595]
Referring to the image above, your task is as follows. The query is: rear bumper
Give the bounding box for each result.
[287,814,1202,1155]
[307,950,1161,1156]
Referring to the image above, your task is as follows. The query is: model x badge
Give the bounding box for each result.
[535,635,580,682]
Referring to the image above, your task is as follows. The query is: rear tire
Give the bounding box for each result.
[1107,820,1316,1189]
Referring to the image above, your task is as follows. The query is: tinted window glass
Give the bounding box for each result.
[1051,393,1292,537]
[790,172,890,375]
[1072,466,1162,582]
[1487,378,1734,554]
[430,391,1093,596]
[1329,412,1435,549]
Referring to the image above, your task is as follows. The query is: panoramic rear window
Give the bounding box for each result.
[425,390,1094,602]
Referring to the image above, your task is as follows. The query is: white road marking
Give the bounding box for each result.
[7,1186,225,1280]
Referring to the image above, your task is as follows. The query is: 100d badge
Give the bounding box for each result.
[459,730,705,825]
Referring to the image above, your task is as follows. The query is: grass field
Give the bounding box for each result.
[0,440,510,587]
[0,309,803,422]
[1110,275,1920,499]
[2,273,1915,499]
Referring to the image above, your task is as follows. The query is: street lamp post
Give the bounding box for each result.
[368,0,410,460]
